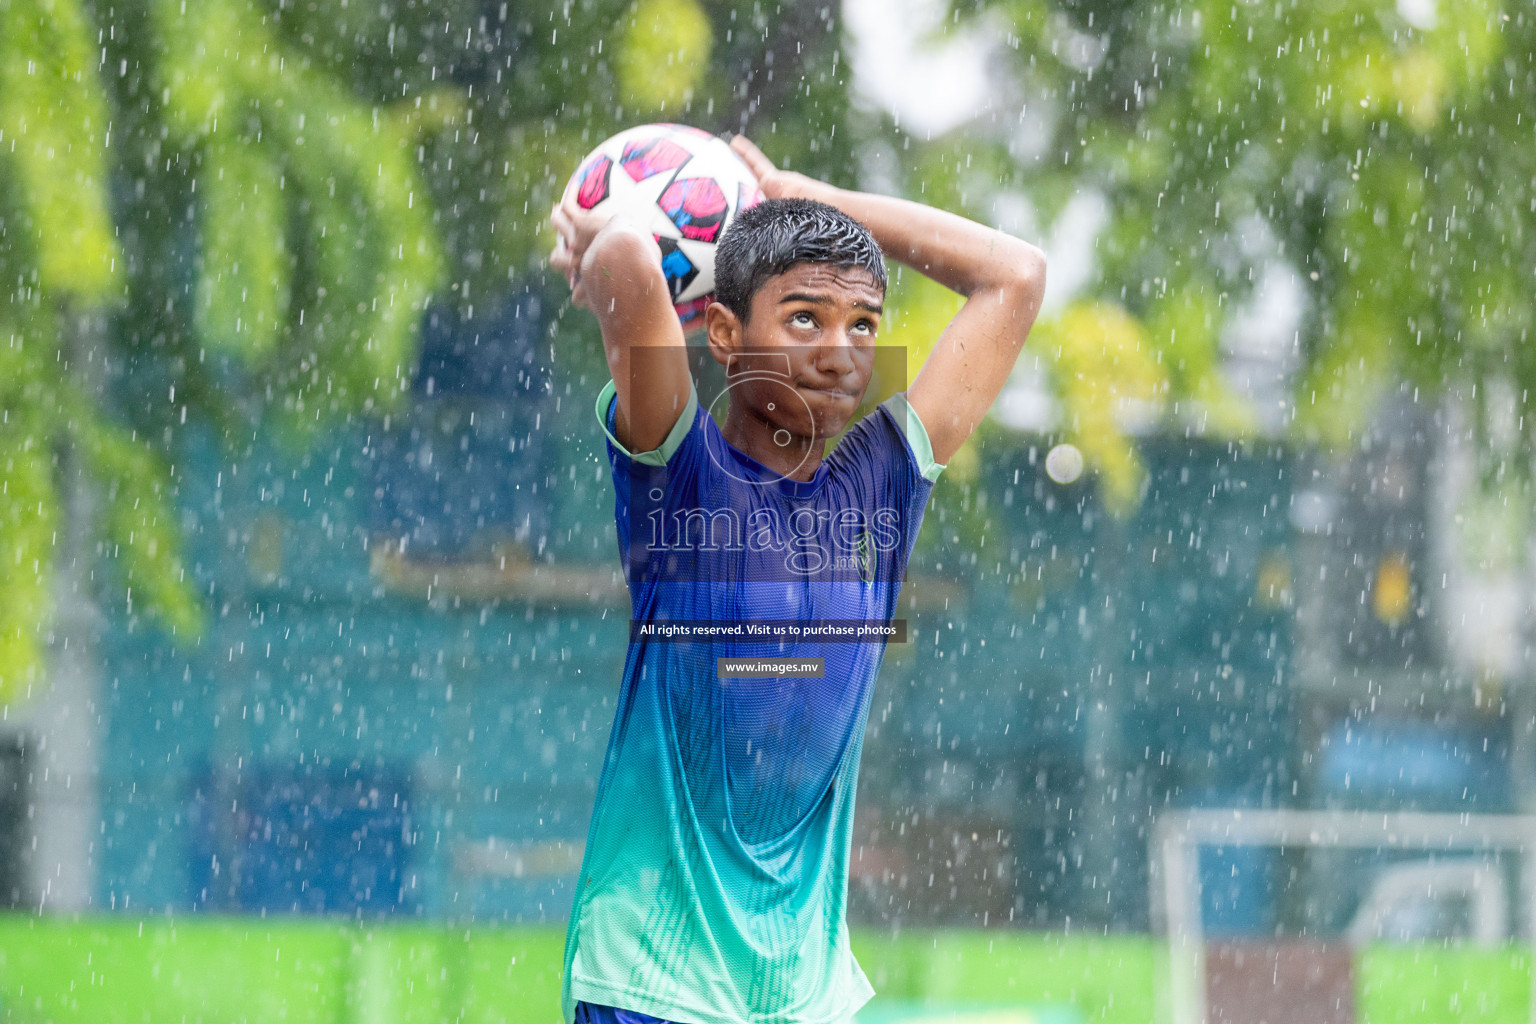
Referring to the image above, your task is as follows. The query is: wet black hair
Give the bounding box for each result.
[712,197,886,323]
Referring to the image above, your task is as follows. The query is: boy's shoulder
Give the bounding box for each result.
[592,379,944,487]
[837,392,946,486]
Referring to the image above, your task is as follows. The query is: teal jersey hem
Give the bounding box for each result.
[566,968,874,1024]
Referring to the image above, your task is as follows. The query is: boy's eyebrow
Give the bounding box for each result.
[778,292,884,315]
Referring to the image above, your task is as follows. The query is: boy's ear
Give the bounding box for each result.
[704,302,742,369]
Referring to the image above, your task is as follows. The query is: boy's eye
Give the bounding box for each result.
[790,312,815,327]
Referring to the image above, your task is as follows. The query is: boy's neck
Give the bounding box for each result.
[722,402,824,482]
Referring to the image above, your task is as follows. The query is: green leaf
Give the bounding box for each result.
[196,137,290,360]
[0,408,56,706]
[0,0,120,297]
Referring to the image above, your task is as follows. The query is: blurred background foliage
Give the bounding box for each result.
[0,0,862,703]
[946,0,1533,492]
[2,0,1535,699]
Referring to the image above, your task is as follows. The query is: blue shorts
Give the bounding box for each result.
[575,1003,676,1024]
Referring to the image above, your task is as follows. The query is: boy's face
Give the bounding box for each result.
[705,262,884,442]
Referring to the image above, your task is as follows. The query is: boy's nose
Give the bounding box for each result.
[813,345,855,378]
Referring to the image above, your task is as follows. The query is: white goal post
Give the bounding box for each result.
[1150,809,1536,1024]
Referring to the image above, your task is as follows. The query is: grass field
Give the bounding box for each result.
[0,915,1525,1023]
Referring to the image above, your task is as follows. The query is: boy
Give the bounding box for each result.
[548,135,1045,1024]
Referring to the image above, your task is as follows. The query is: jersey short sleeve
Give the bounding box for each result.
[878,391,947,484]
[594,377,710,588]
[826,390,947,522]
[593,377,700,468]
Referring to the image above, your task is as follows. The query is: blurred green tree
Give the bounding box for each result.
[0,0,871,703]
[926,0,1531,517]
[0,0,193,701]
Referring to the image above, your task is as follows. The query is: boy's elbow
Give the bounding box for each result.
[1006,241,1047,297]
[585,219,661,273]
[984,240,1045,310]
[583,221,667,312]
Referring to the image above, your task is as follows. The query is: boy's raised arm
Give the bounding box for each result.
[730,137,1046,466]
[551,193,694,456]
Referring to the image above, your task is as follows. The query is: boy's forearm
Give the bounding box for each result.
[797,179,1046,465]
[576,214,691,452]
[795,180,1044,299]
[580,217,682,374]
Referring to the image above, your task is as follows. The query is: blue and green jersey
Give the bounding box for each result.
[562,378,944,1024]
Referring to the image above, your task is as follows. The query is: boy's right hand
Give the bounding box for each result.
[549,184,615,310]
[550,178,693,458]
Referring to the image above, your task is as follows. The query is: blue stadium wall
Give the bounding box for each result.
[92,299,1305,931]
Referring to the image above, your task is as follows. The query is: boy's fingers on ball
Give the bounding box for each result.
[729,135,752,163]
[551,208,582,253]
[730,135,774,178]
[558,196,596,242]
[729,133,762,159]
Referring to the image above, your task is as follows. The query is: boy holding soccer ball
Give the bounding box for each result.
[549,135,1046,1024]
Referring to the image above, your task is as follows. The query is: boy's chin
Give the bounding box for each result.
[763,417,843,444]
[754,394,861,440]
[809,413,857,439]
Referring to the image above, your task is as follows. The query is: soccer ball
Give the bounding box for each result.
[566,123,764,330]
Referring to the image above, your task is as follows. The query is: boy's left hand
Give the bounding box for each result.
[730,135,820,202]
